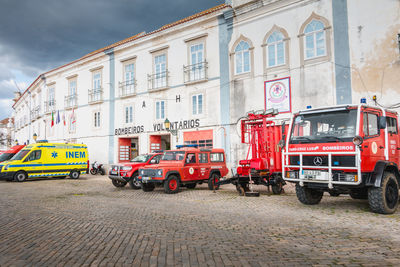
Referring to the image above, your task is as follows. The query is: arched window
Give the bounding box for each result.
[235,41,250,74]
[267,31,285,67]
[304,20,326,59]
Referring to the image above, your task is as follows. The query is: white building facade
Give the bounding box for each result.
[12,0,400,169]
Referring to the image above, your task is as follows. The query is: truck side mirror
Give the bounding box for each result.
[379,116,387,129]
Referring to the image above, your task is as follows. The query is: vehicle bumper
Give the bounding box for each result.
[0,172,15,180]
[108,175,130,183]
[138,177,163,184]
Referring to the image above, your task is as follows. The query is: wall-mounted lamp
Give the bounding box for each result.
[33,133,38,142]
[164,118,178,136]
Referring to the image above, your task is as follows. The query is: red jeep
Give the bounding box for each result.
[0,145,25,163]
[109,153,163,189]
[283,104,400,214]
[138,146,229,194]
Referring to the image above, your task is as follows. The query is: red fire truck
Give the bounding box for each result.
[219,109,286,196]
[282,104,400,214]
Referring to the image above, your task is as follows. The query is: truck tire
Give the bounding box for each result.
[208,173,220,190]
[186,183,196,189]
[368,172,399,214]
[112,179,127,188]
[129,173,141,190]
[141,183,155,192]
[349,189,368,200]
[14,171,27,182]
[272,181,283,195]
[295,184,323,205]
[164,175,180,194]
[70,170,80,179]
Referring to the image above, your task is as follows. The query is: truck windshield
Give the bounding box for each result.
[290,109,357,144]
[131,155,151,163]
[11,149,31,161]
[161,151,185,161]
[0,153,14,162]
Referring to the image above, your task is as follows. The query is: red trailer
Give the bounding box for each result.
[219,109,286,196]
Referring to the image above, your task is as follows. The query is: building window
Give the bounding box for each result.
[235,41,250,74]
[189,43,205,81]
[267,31,285,67]
[89,71,102,103]
[192,94,203,115]
[304,20,326,59]
[125,106,133,123]
[124,63,135,94]
[154,54,167,88]
[94,111,101,128]
[155,100,165,120]
[66,79,78,108]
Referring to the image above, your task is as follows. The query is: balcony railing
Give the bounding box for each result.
[148,70,169,91]
[119,80,136,97]
[88,88,103,104]
[65,94,78,109]
[44,100,56,114]
[31,106,42,121]
[183,61,208,83]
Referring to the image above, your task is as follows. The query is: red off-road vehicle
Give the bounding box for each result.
[138,146,229,194]
[283,104,400,214]
[109,153,163,189]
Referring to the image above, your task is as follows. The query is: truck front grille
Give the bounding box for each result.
[289,156,355,167]
[141,169,157,177]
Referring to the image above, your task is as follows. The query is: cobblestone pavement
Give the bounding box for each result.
[0,176,400,266]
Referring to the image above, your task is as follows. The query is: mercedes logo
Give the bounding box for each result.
[313,156,323,166]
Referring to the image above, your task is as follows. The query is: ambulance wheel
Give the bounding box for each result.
[186,183,196,189]
[164,175,180,194]
[141,183,155,192]
[70,170,80,179]
[112,179,127,188]
[368,172,399,214]
[295,184,323,205]
[208,173,220,190]
[129,173,141,190]
[14,171,27,182]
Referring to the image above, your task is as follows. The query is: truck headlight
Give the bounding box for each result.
[157,170,162,177]
[285,171,298,179]
[140,170,144,175]
[344,174,358,182]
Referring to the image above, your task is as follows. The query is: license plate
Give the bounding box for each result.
[302,170,328,180]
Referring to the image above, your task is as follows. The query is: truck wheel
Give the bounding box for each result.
[70,170,80,179]
[164,175,180,194]
[186,183,196,189]
[141,183,155,192]
[295,184,323,205]
[349,189,368,199]
[129,173,141,190]
[14,171,27,182]
[208,173,220,190]
[368,172,399,214]
[112,179,127,188]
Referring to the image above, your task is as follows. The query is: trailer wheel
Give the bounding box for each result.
[272,181,283,195]
[295,184,323,205]
[129,173,141,190]
[208,173,220,190]
[141,183,155,192]
[368,172,399,214]
[14,171,27,182]
[112,179,127,188]
[349,189,368,199]
[164,175,180,194]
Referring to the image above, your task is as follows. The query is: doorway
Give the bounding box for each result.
[150,134,171,152]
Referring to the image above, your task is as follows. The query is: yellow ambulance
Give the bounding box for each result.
[0,142,89,182]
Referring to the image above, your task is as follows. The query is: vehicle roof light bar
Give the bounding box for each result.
[176,144,199,149]
[299,106,349,115]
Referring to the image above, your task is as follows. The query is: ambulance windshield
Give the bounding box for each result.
[290,109,357,144]
[11,149,31,161]
[131,155,151,163]
[161,151,185,161]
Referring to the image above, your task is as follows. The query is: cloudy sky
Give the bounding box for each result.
[0,0,224,120]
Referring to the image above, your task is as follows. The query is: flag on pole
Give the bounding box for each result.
[51,111,54,127]
[56,110,60,124]
[71,108,76,124]
[63,112,66,126]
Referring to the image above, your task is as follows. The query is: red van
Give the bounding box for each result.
[0,145,25,163]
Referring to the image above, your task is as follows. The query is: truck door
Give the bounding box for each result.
[198,153,210,179]
[183,153,199,181]
[386,116,400,165]
[23,150,43,177]
[362,111,385,171]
